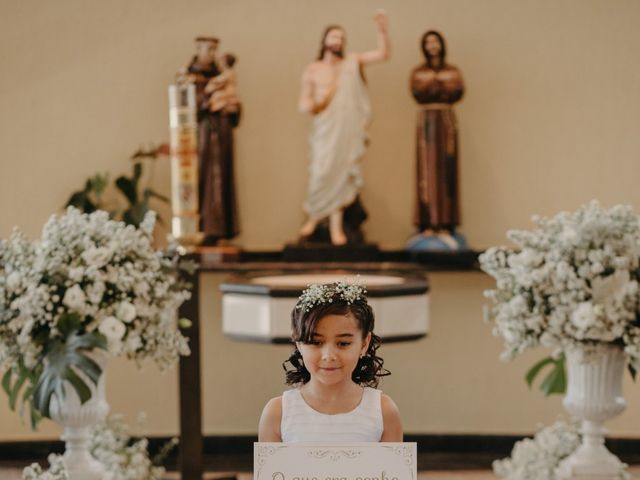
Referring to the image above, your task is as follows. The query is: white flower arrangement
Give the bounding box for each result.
[480,202,640,374]
[0,207,191,426]
[22,455,69,480]
[493,420,629,480]
[22,413,176,480]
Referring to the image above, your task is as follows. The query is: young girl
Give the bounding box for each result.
[259,282,403,442]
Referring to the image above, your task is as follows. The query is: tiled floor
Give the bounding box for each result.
[2,468,640,479]
[0,471,502,479]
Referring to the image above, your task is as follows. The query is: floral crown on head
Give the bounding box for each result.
[295,281,367,313]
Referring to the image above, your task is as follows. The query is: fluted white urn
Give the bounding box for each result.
[49,351,109,480]
[556,344,626,480]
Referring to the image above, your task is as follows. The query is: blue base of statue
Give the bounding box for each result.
[406,231,468,252]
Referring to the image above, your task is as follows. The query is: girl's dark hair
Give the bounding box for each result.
[421,30,447,70]
[283,285,390,387]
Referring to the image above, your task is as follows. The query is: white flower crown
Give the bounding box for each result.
[296,281,367,313]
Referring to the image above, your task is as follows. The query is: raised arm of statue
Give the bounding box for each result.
[357,10,390,65]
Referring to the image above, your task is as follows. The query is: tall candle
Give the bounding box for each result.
[168,82,203,246]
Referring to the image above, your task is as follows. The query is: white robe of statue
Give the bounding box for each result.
[304,54,372,220]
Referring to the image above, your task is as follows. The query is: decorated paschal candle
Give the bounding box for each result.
[168,81,204,246]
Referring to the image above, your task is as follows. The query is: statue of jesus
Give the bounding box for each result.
[298,11,390,246]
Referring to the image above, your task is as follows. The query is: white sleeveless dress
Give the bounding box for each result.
[281,386,384,442]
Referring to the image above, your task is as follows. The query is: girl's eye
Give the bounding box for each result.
[338,342,352,347]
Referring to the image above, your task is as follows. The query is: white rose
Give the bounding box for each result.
[98,316,126,354]
[116,301,136,323]
[570,302,597,331]
[98,316,126,338]
[81,247,112,268]
[62,284,86,313]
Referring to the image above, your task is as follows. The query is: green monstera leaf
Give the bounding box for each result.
[525,355,566,396]
[3,328,104,428]
[32,326,107,419]
[2,359,41,429]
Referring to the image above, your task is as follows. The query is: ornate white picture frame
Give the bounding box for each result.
[254,443,417,480]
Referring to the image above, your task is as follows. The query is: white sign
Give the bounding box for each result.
[254,443,417,480]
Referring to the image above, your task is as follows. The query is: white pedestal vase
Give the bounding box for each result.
[556,345,626,480]
[49,351,110,480]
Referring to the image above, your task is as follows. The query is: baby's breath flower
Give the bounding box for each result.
[22,413,173,480]
[1,207,192,421]
[493,420,629,480]
[296,280,367,312]
[480,201,640,364]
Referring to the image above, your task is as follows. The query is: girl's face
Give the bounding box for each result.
[297,313,371,387]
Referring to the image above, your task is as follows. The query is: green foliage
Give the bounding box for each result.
[525,355,567,396]
[66,173,110,213]
[2,313,107,429]
[3,361,43,430]
[64,144,169,227]
[116,160,169,228]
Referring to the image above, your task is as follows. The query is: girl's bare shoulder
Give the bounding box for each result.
[381,393,400,416]
[380,393,403,442]
[261,396,283,418]
[258,396,283,442]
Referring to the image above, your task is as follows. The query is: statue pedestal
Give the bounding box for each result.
[196,245,242,263]
[283,243,380,262]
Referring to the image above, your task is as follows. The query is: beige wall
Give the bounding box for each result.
[1,0,640,441]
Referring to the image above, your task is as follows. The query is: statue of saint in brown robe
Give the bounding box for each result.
[410,30,464,238]
[186,37,241,243]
